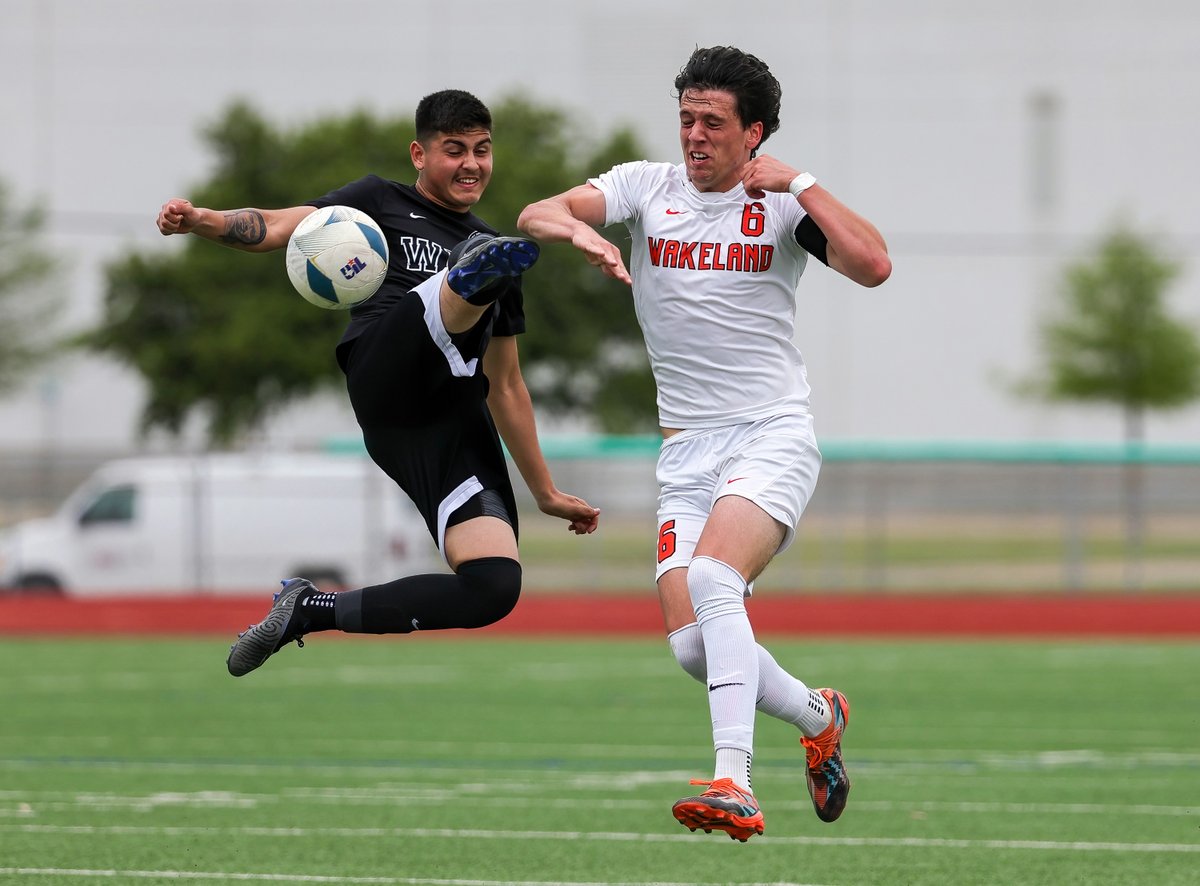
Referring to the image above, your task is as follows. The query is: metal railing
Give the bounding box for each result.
[504,437,1200,593]
[4,438,1199,593]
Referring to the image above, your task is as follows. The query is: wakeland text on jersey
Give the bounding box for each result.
[646,237,775,272]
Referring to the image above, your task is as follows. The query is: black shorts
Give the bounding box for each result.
[340,288,518,551]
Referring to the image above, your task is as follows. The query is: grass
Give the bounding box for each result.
[1,635,1198,885]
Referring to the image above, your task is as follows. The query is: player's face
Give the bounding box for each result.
[411,129,493,212]
[678,89,762,193]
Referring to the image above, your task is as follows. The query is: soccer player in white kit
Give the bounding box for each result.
[519,46,891,840]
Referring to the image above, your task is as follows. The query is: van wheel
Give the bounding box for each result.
[294,568,347,592]
[13,573,64,596]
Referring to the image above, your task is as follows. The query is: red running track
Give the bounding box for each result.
[2,592,1199,637]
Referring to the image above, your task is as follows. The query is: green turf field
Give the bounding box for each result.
[1,635,1197,885]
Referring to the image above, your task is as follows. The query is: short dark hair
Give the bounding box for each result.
[415,89,492,142]
[674,46,781,155]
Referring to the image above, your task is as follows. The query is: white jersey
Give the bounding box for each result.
[589,161,813,428]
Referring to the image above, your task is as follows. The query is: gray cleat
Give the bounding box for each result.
[226,578,314,677]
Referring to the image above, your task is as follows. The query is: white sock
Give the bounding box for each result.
[759,648,833,736]
[715,747,753,791]
[688,556,758,791]
[668,621,832,737]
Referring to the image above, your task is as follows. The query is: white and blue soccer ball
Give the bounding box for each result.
[285,205,389,310]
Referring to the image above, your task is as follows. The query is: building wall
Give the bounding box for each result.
[1,0,1198,451]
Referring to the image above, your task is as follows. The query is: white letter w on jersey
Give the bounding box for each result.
[399,237,445,274]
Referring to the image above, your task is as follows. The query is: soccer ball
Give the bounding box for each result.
[285,205,389,310]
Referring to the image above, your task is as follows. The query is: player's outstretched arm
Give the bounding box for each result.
[518,186,631,285]
[483,337,600,536]
[156,199,316,253]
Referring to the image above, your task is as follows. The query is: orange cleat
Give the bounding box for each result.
[801,688,851,822]
[671,777,764,842]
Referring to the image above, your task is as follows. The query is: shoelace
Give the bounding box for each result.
[801,728,839,767]
[687,778,753,801]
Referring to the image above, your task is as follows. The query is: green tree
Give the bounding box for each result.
[1033,227,1200,440]
[1027,225,1200,586]
[483,99,655,433]
[81,97,654,445]
[0,181,60,392]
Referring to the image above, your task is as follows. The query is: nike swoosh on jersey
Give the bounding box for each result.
[409,212,426,219]
[665,209,688,215]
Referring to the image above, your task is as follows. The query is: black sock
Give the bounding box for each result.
[462,282,503,306]
[296,590,339,632]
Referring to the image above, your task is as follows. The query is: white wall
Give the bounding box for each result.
[1,0,1198,449]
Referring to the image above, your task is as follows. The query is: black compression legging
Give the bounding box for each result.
[333,557,521,634]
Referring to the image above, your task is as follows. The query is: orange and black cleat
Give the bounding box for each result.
[671,777,764,842]
[802,688,851,822]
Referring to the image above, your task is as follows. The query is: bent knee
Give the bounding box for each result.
[667,622,707,683]
[456,556,522,627]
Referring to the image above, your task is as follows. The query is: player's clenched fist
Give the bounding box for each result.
[157,199,198,236]
[740,155,800,200]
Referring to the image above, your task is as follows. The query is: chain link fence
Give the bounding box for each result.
[4,439,1199,594]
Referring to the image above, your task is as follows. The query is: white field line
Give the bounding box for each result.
[0,871,822,886]
[2,749,1199,777]
[5,728,1185,753]
[0,790,1195,819]
[3,823,1199,854]
[4,659,679,695]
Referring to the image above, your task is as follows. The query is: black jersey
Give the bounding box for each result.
[309,175,524,545]
[307,175,526,358]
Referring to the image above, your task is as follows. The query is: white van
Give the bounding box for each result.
[0,453,437,596]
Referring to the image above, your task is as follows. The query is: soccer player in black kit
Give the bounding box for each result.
[156,90,600,676]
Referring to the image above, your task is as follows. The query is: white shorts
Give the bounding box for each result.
[654,412,821,581]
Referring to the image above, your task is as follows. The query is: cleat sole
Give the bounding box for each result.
[226,579,311,677]
[672,805,763,842]
[447,237,540,299]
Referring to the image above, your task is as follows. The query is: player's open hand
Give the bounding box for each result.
[573,230,631,285]
[539,490,601,535]
[157,199,200,236]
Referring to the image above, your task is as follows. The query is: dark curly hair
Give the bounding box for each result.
[673,46,781,156]
[415,89,492,142]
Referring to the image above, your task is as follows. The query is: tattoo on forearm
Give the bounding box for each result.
[219,210,267,245]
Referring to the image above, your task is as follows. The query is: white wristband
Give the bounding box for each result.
[788,172,817,197]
